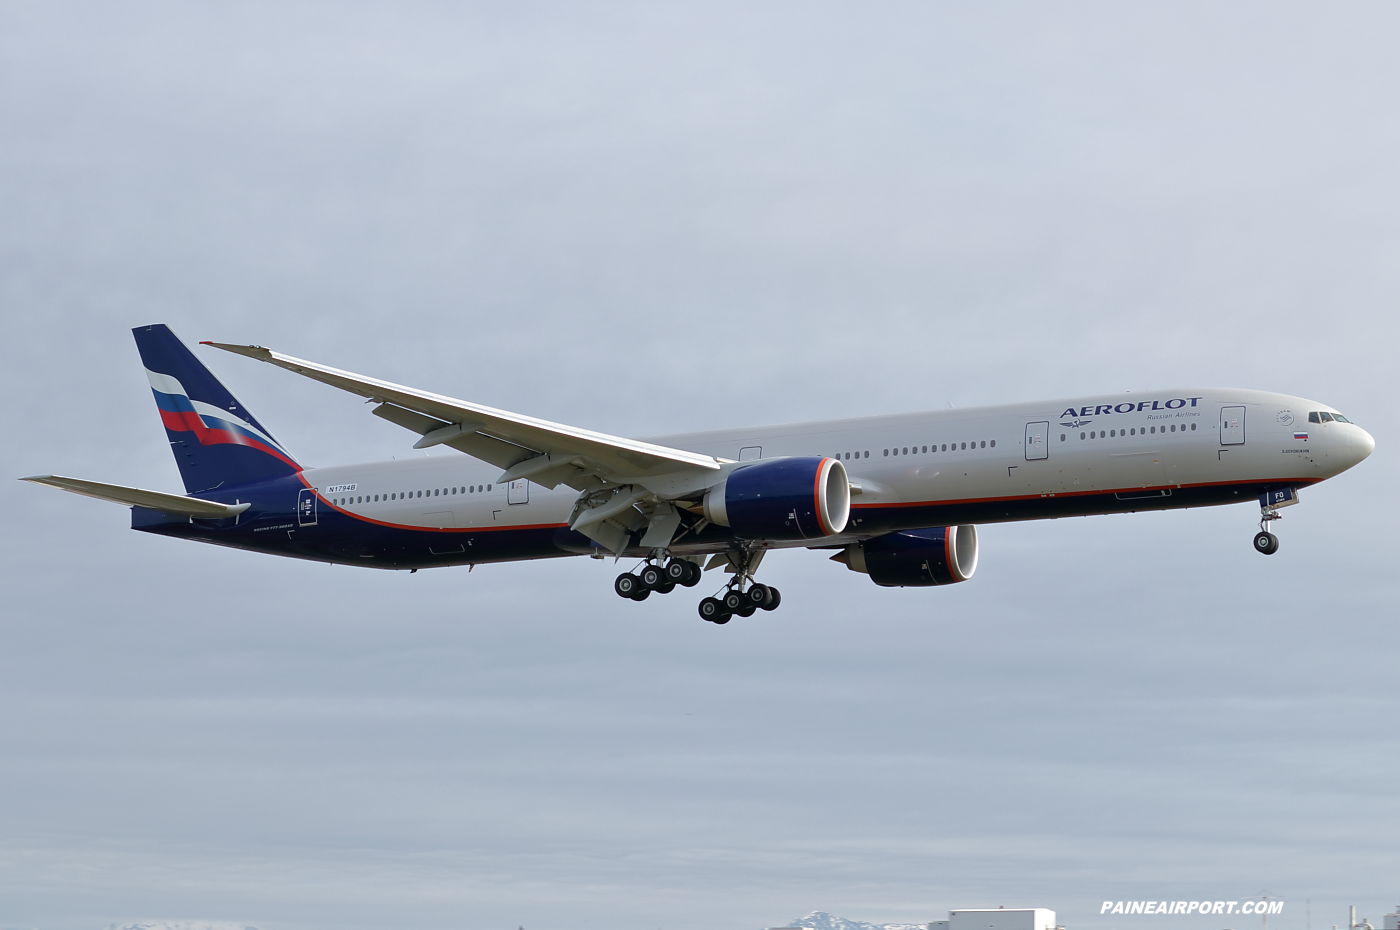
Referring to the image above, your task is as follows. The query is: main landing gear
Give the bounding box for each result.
[613,551,782,624]
[614,557,702,602]
[698,581,781,625]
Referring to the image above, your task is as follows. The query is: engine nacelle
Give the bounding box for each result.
[703,456,850,540]
[838,525,978,587]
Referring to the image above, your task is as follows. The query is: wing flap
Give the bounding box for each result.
[21,475,251,518]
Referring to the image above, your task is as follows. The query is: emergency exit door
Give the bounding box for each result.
[1025,421,1049,460]
[1220,406,1246,445]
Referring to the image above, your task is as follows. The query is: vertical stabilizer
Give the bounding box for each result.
[132,324,300,493]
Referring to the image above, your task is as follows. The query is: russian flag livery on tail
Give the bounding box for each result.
[22,325,1376,625]
[133,324,299,493]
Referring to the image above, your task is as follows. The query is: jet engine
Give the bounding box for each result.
[703,456,849,540]
[835,525,978,587]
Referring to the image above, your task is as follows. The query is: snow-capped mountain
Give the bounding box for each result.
[778,909,928,930]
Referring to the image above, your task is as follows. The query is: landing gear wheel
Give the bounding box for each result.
[683,562,702,586]
[665,560,689,584]
[712,614,731,624]
[630,587,651,601]
[1253,531,1280,555]
[699,597,726,622]
[723,590,744,612]
[639,564,665,589]
[760,586,781,611]
[614,573,642,598]
[745,584,770,608]
[656,581,676,595]
[736,605,757,617]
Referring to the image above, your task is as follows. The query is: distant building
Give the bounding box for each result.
[1382,905,1399,930]
[929,909,1061,930]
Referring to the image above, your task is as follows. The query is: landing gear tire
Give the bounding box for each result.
[745,584,770,608]
[723,590,744,612]
[630,588,651,601]
[656,580,676,595]
[699,597,726,622]
[760,586,781,611]
[639,564,665,589]
[712,613,731,624]
[665,560,692,585]
[684,562,702,586]
[736,605,757,617]
[1253,531,1280,555]
[615,573,642,598]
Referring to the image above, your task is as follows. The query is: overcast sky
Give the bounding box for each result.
[2,4,1398,930]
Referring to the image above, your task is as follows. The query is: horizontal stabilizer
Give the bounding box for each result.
[21,475,251,518]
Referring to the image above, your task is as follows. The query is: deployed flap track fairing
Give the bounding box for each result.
[22,324,1376,626]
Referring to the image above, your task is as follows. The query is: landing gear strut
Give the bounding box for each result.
[697,551,781,624]
[1254,506,1282,555]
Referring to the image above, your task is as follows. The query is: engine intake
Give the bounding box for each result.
[837,525,978,587]
[703,456,849,540]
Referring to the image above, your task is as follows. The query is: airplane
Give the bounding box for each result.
[23,324,1375,624]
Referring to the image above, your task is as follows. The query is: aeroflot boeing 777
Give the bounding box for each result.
[24,325,1375,624]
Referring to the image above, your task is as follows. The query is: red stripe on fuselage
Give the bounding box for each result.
[849,475,1321,512]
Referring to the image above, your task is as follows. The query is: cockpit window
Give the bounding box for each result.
[1319,412,1334,422]
[1331,413,1351,423]
[1308,412,1320,423]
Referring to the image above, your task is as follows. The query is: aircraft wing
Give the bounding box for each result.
[204,342,723,491]
[21,475,252,518]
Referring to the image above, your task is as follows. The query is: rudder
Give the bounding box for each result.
[133,323,300,493]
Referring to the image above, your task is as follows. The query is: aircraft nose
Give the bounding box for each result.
[1352,426,1376,462]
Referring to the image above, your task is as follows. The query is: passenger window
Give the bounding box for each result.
[1170,424,1175,432]
[1308,412,1320,423]
[922,446,927,453]
[980,441,985,448]
[1060,434,1065,441]
[1191,423,1196,430]
[990,440,995,447]
[1080,432,1085,440]
[487,484,492,491]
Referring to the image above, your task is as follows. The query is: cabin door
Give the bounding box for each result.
[1024,421,1049,460]
[1220,406,1246,445]
[507,479,530,504]
[297,488,317,526]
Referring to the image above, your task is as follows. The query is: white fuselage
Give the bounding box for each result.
[302,387,1373,552]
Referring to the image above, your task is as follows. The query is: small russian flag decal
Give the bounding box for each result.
[1293,431,1309,441]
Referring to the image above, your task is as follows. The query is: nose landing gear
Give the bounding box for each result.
[1253,500,1284,555]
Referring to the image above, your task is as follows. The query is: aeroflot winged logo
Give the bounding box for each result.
[1060,397,1204,424]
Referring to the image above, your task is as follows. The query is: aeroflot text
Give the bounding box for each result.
[1060,398,1204,418]
[1100,901,1284,915]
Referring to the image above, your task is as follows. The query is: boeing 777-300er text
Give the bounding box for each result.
[24,325,1376,624]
